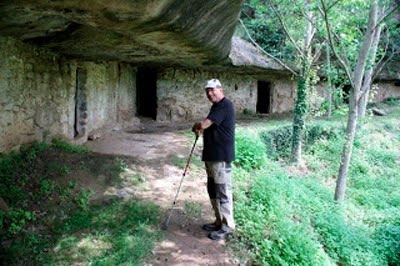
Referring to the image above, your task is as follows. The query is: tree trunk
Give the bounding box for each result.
[334,89,358,200]
[290,0,313,164]
[326,43,333,119]
[291,76,307,163]
[358,23,382,119]
[335,1,379,201]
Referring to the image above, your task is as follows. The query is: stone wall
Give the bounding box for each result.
[157,69,296,122]
[373,81,400,102]
[0,35,296,152]
[316,80,400,105]
[270,79,296,113]
[157,69,256,121]
[0,36,137,152]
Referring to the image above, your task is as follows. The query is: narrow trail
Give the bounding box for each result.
[85,121,240,266]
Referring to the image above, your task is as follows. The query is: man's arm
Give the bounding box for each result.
[192,118,213,136]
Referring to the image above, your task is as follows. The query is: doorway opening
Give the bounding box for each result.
[136,67,157,120]
[257,81,272,114]
[74,67,88,138]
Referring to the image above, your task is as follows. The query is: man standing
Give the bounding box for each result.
[192,78,235,241]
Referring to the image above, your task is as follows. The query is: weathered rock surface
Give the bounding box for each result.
[0,0,244,67]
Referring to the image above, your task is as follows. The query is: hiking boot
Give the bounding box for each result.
[207,227,234,241]
[202,223,221,232]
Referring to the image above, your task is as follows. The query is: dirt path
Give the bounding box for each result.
[85,121,240,266]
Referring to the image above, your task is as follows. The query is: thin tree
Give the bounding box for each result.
[267,0,323,164]
[358,3,400,119]
[320,0,399,200]
[240,0,320,164]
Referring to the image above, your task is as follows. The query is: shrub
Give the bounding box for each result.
[235,130,266,171]
[259,122,341,159]
[374,224,400,265]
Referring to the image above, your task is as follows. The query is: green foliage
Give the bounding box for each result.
[235,130,266,171]
[241,0,294,60]
[232,107,400,265]
[51,138,89,153]
[0,141,162,265]
[234,163,335,265]
[260,122,342,159]
[374,225,400,265]
[243,108,257,115]
[75,188,95,211]
[260,126,293,159]
[2,208,34,236]
[50,200,162,265]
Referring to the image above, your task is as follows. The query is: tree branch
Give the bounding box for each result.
[375,3,400,30]
[268,0,306,58]
[320,0,354,87]
[326,0,341,13]
[372,25,390,79]
[239,19,298,76]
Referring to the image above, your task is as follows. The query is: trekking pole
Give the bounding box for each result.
[162,135,199,229]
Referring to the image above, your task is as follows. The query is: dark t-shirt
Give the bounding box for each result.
[202,97,235,162]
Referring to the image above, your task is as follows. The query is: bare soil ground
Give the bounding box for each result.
[84,120,240,266]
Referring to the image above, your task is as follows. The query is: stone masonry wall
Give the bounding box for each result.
[157,69,295,122]
[0,36,137,152]
[271,78,296,113]
[0,35,296,152]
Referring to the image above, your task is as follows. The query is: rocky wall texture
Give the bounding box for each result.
[0,37,69,152]
[271,79,296,113]
[0,0,244,67]
[0,36,137,152]
[373,81,400,102]
[157,69,296,122]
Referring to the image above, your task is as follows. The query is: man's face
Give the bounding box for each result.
[205,87,224,103]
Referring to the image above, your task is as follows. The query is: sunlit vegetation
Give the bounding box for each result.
[0,140,162,265]
[232,101,400,265]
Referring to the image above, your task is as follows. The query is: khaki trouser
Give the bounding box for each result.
[205,161,235,230]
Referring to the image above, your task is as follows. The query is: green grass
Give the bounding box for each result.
[232,105,400,265]
[0,140,163,265]
[49,200,162,265]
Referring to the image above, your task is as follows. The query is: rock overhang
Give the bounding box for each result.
[0,0,245,67]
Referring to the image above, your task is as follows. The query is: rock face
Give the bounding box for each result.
[0,0,299,153]
[157,69,295,122]
[0,0,244,67]
[0,37,137,152]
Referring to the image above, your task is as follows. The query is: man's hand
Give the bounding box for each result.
[192,122,203,137]
[192,119,214,137]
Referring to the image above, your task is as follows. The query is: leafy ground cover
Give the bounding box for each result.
[1,100,399,265]
[0,140,162,265]
[231,101,400,265]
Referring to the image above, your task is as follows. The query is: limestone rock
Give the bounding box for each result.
[0,0,245,67]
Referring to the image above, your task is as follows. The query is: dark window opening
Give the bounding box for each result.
[394,80,400,87]
[74,67,87,138]
[257,81,272,114]
[136,67,157,120]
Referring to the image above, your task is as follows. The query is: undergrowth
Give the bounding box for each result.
[0,139,162,265]
[232,106,400,265]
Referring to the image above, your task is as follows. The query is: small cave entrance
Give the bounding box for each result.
[74,67,88,138]
[256,80,272,114]
[136,67,157,120]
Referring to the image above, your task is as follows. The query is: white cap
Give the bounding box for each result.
[204,78,222,89]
